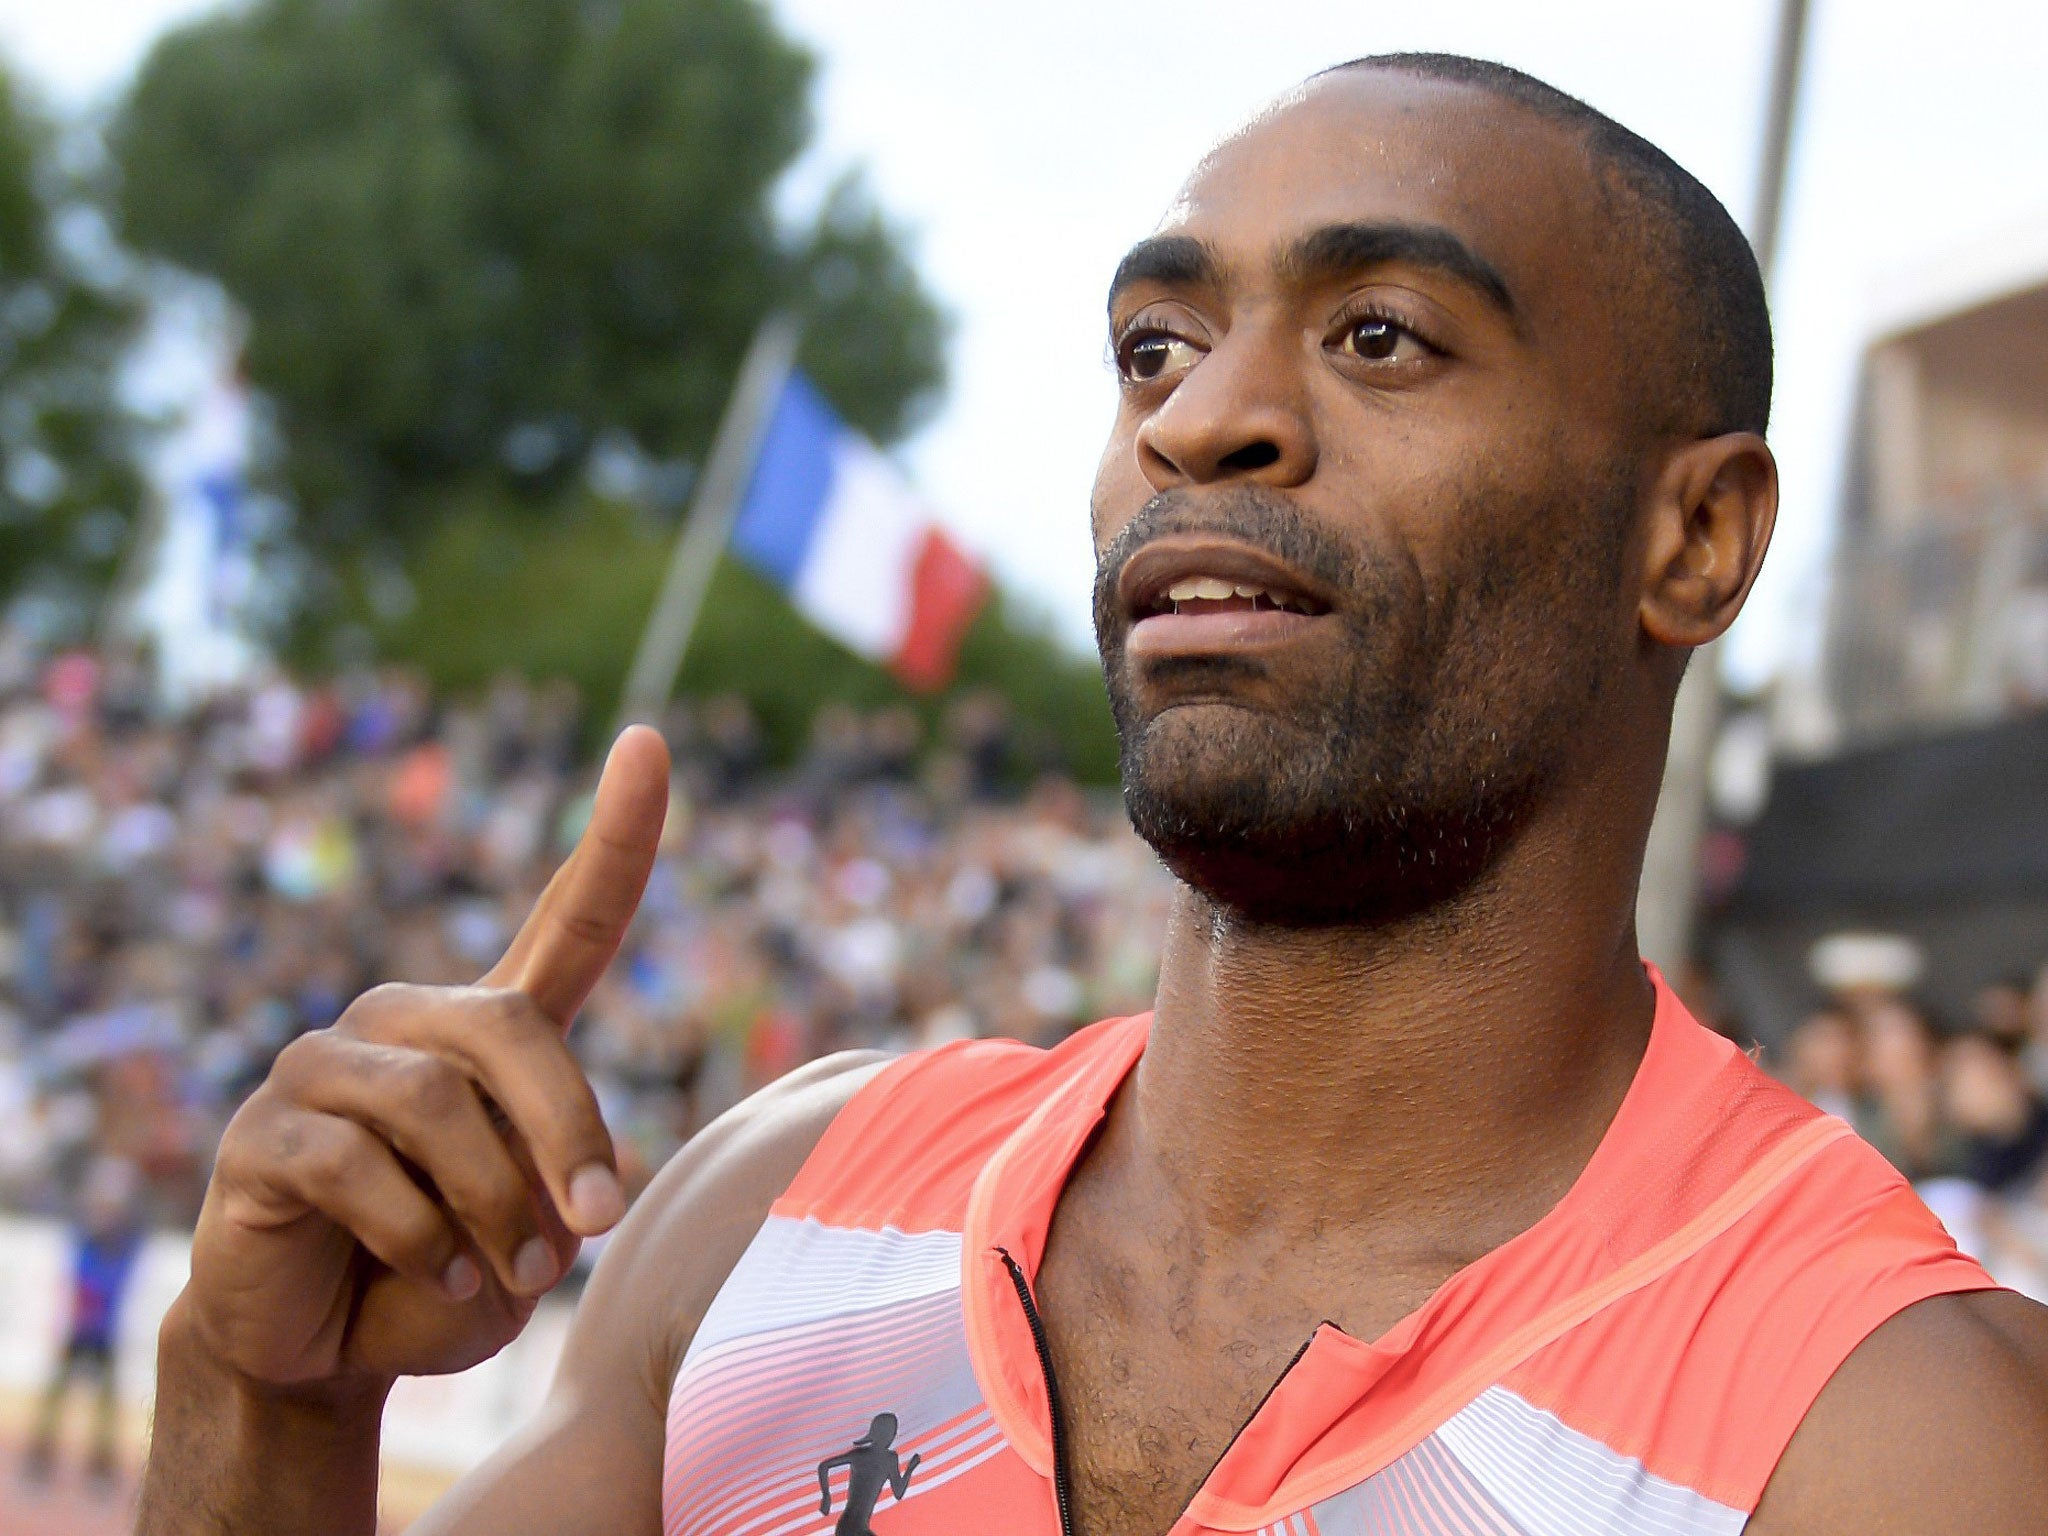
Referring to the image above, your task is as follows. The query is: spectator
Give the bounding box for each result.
[1783,1009,1858,1121]
[1856,999,1959,1183]
[0,625,1174,1229]
[1973,977,2035,1051]
[1774,979,2048,1300]
[2025,965,2048,1097]
[1944,1032,2048,1196]
[20,1153,147,1493]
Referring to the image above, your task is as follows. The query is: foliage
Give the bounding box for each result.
[109,0,947,566]
[0,63,144,621]
[369,491,1120,782]
[106,0,1119,776]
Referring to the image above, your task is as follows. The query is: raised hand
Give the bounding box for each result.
[185,726,671,1388]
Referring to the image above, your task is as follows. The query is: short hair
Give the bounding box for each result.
[1322,53,1773,439]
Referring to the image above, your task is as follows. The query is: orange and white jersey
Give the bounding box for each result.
[663,973,1996,1535]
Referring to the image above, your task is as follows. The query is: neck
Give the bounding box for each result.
[1128,790,1657,1244]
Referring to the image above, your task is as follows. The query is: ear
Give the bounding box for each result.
[1636,432,1778,647]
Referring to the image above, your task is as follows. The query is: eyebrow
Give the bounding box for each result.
[1108,234,1219,309]
[1107,220,1517,321]
[1282,222,1516,318]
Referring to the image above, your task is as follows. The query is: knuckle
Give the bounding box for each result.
[283,1120,360,1192]
[338,980,419,1038]
[389,1051,467,1120]
[211,1113,263,1184]
[471,985,544,1035]
[267,1030,328,1085]
[213,1182,281,1234]
[556,910,618,949]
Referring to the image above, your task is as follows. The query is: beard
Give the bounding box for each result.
[1094,473,1631,928]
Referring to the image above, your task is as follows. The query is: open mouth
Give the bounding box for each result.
[1116,536,1335,658]
[1146,576,1322,619]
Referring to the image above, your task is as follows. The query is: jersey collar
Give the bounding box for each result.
[957,973,1846,1531]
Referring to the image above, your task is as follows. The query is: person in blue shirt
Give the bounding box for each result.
[21,1154,146,1493]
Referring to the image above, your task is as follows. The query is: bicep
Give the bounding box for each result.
[403,1375,666,1536]
[1748,1288,2048,1536]
[406,1052,891,1536]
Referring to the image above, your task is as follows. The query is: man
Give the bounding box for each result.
[139,55,2048,1536]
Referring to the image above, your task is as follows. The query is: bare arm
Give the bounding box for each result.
[408,1051,887,1536]
[136,730,888,1536]
[1748,1288,2048,1536]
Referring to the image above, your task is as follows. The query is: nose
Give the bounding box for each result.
[1134,323,1318,491]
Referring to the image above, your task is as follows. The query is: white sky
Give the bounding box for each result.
[7,0,2048,684]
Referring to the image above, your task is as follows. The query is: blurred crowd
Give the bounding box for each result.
[1778,964,2048,1296]
[7,624,2047,1305]
[0,631,1171,1228]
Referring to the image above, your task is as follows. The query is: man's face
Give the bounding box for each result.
[1092,72,1650,926]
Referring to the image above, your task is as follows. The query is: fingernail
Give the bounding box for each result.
[569,1164,625,1231]
[442,1254,481,1301]
[513,1237,559,1295]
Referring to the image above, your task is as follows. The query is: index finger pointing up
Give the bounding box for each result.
[484,724,671,1028]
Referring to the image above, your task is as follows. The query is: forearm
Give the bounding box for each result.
[138,1293,390,1535]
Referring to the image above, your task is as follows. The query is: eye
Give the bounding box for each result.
[1335,314,1431,365]
[1116,330,1204,384]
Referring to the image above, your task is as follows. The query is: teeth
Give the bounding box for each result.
[1167,576,1240,601]
[1157,575,1315,614]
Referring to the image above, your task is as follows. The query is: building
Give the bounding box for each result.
[1709,218,2048,1041]
[1826,216,2048,741]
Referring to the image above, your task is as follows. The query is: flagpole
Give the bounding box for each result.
[614,311,804,734]
[1635,0,1810,976]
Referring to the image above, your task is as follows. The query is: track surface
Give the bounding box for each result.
[0,1451,137,1536]
[0,1442,421,1533]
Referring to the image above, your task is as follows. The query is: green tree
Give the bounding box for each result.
[381,490,1120,781]
[107,0,1119,769]
[110,0,945,562]
[0,62,143,621]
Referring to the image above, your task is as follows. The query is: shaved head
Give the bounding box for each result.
[1329,53,1773,441]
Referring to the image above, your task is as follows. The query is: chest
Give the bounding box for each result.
[660,1013,1817,1536]
[1030,1207,1461,1536]
[663,1212,1767,1536]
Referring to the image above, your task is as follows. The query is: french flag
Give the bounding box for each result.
[728,374,988,692]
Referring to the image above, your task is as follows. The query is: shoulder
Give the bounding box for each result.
[776,1029,1088,1220]
[1508,1022,2010,1517]
[565,1018,1138,1404]
[564,1050,894,1408]
[402,1053,895,1536]
[1749,1287,2048,1536]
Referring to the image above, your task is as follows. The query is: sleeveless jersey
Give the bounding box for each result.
[662,974,1997,1535]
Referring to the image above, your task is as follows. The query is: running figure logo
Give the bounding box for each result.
[817,1413,921,1535]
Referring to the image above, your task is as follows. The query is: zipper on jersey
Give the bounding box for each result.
[1191,1328,1321,1493]
[998,1248,1076,1536]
